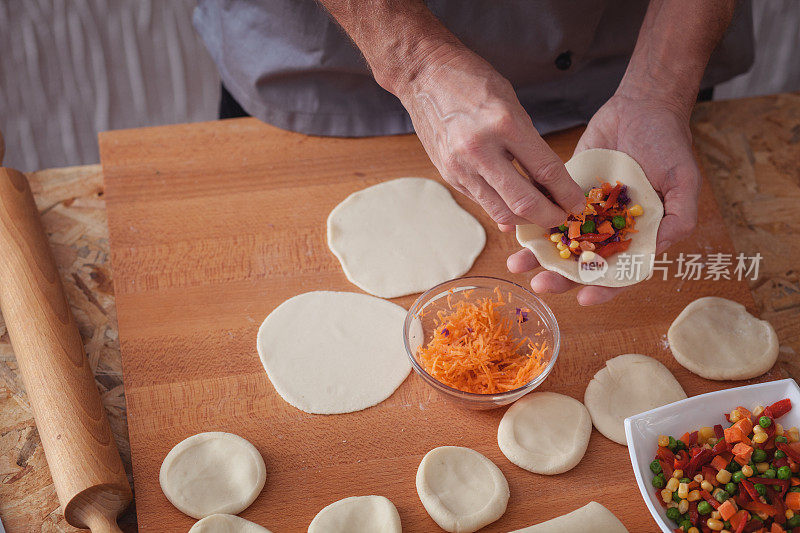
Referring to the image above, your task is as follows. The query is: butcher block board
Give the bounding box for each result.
[99,119,776,532]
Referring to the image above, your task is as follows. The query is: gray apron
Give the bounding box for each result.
[194,0,753,137]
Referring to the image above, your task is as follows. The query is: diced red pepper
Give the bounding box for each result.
[741,500,778,516]
[657,446,676,462]
[714,424,725,439]
[765,399,792,419]
[687,448,714,476]
[689,500,699,525]
[702,465,719,486]
[765,485,786,524]
[601,184,622,212]
[595,239,632,258]
[675,449,691,470]
[688,431,699,447]
[713,439,732,455]
[741,479,760,501]
[700,489,721,509]
[778,442,800,463]
[575,232,614,242]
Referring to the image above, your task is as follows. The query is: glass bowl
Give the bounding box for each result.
[403,276,560,410]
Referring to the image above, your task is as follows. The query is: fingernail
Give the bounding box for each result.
[571,203,585,215]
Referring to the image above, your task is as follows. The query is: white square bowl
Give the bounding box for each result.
[624,378,800,533]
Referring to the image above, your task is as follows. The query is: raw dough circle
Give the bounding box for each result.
[189,514,272,533]
[509,501,628,532]
[416,446,510,533]
[584,354,686,445]
[257,291,410,414]
[497,392,591,475]
[327,178,486,298]
[668,296,778,380]
[159,432,266,519]
[516,149,663,287]
[308,495,402,533]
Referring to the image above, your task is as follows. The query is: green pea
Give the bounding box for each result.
[580,220,596,234]
[752,449,768,463]
[714,490,728,503]
[763,468,776,479]
[732,471,745,483]
[759,416,772,428]
[697,501,712,515]
[723,521,732,530]
[652,473,665,489]
[725,482,737,495]
[787,515,800,528]
[675,439,687,451]
[775,450,786,459]
[679,519,692,531]
[776,436,789,443]
[650,460,662,474]
[666,507,681,521]
[668,436,678,451]
[558,224,568,232]
[611,215,626,229]
[584,190,590,197]
[755,483,766,496]
[680,478,692,484]
[727,460,741,472]
[789,486,800,493]
[672,491,682,503]
[778,466,792,480]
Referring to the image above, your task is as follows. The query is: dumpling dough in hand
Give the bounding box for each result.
[584,354,686,445]
[668,296,778,380]
[308,495,401,533]
[416,446,509,533]
[497,392,591,475]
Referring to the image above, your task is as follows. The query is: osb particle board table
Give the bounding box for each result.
[0,92,798,532]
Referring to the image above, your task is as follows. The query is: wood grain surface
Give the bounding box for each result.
[98,117,778,533]
[0,93,798,532]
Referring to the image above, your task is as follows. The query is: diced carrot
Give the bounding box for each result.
[725,425,746,444]
[736,406,753,421]
[718,499,737,521]
[597,220,613,234]
[733,442,754,465]
[786,491,800,511]
[729,509,749,529]
[771,523,785,533]
[735,417,754,436]
[712,455,730,471]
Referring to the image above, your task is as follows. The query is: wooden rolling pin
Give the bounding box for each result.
[0,131,132,532]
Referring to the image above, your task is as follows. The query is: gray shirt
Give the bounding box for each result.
[194,1,753,137]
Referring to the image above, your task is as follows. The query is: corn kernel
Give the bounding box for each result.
[687,490,701,502]
[658,435,670,447]
[787,509,795,519]
[721,530,731,533]
[711,511,721,521]
[707,437,718,447]
[558,248,572,259]
[550,233,563,242]
[693,474,704,483]
[629,204,644,216]
[703,443,713,450]
[667,501,678,509]
[673,469,684,479]
[661,489,673,503]
[752,431,768,444]
[701,480,714,492]
[666,477,680,491]
[568,239,580,251]
[776,423,785,436]
[556,242,568,251]
[716,469,732,484]
[699,426,715,443]
[678,482,689,499]
[757,511,769,521]
[729,409,742,423]
[741,464,754,477]
[752,405,765,417]
[756,462,770,473]
[788,427,800,443]
[689,528,700,533]
[753,424,765,434]
[678,498,689,514]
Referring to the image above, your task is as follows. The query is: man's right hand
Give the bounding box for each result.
[393,46,585,229]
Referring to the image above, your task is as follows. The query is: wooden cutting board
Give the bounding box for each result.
[99,119,775,533]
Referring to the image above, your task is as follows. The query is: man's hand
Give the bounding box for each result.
[319,0,585,228]
[507,93,701,305]
[393,47,586,228]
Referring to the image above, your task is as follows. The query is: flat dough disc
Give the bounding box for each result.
[584,354,686,445]
[416,446,510,533]
[159,432,266,519]
[509,501,628,532]
[516,149,663,287]
[327,178,486,298]
[257,291,410,414]
[668,296,778,380]
[308,496,402,533]
[498,392,591,475]
[189,514,272,533]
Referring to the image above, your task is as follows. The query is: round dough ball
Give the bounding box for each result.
[189,514,272,533]
[509,501,628,532]
[416,446,509,533]
[327,178,486,298]
[257,291,410,414]
[497,392,591,475]
[516,149,663,287]
[308,495,401,533]
[159,432,266,519]
[668,296,778,380]
[584,354,686,445]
